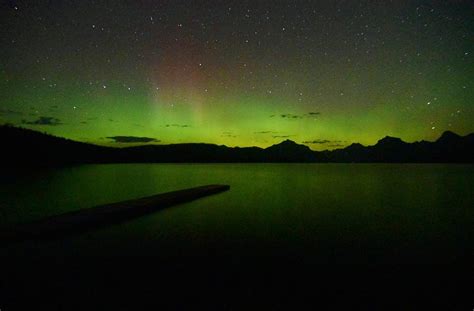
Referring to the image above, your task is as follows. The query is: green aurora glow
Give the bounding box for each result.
[1,1,473,150]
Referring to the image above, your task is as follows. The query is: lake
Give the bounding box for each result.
[1,163,473,263]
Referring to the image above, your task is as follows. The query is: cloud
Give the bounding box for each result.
[280,114,303,119]
[165,124,190,128]
[302,139,331,144]
[0,109,23,115]
[22,116,62,126]
[107,136,160,143]
[221,131,237,138]
[276,112,322,119]
[302,139,345,145]
[254,131,277,134]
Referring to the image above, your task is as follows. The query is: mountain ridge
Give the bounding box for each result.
[1,125,473,165]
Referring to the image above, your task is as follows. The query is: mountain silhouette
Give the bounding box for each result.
[264,139,317,162]
[1,125,473,166]
[436,130,462,144]
[376,136,407,147]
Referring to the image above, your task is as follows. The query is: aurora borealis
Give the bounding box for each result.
[1,1,473,150]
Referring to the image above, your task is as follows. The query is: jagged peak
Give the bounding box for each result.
[345,142,364,149]
[271,139,299,146]
[437,130,461,142]
[266,139,310,150]
[376,136,405,145]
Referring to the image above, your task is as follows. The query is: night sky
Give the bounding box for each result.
[1,0,473,150]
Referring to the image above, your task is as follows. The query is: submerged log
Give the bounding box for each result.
[0,184,230,243]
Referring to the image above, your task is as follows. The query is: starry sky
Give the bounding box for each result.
[1,0,473,150]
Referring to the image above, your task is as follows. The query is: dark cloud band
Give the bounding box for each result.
[107,136,160,143]
[22,116,62,126]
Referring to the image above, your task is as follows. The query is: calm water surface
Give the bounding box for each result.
[1,164,473,263]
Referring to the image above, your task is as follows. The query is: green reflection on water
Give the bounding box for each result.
[1,164,473,263]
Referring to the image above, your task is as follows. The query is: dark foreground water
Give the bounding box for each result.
[1,163,473,263]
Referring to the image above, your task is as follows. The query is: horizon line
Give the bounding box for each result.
[1,124,472,152]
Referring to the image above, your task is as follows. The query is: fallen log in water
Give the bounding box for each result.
[0,184,230,243]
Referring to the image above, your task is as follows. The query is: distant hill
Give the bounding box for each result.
[326,131,474,163]
[1,125,113,166]
[1,125,473,166]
